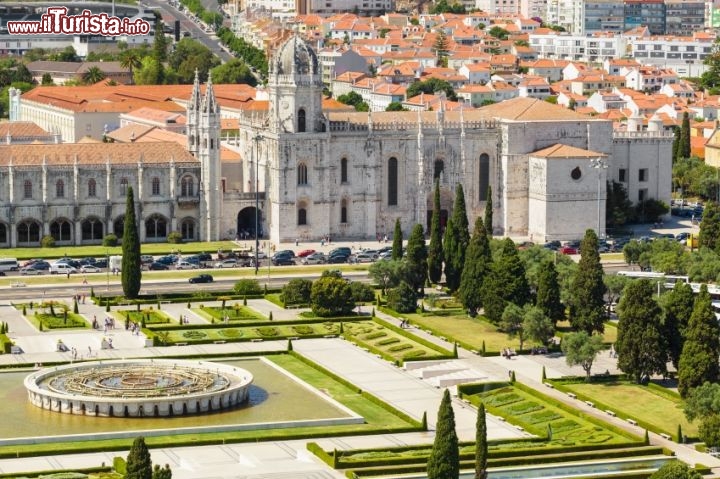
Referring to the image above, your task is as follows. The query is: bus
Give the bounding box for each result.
[616,271,689,285]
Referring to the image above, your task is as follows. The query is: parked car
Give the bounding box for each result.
[272,254,295,266]
[214,259,239,268]
[140,255,154,264]
[543,241,561,250]
[327,253,350,264]
[79,257,97,266]
[273,250,296,259]
[55,258,81,268]
[20,266,43,275]
[50,263,77,275]
[94,259,108,268]
[559,246,578,255]
[351,252,376,263]
[176,261,199,270]
[80,265,101,273]
[148,262,170,271]
[301,252,326,265]
[156,255,177,265]
[297,249,316,257]
[189,274,214,284]
[377,251,393,260]
[329,247,351,257]
[29,260,50,270]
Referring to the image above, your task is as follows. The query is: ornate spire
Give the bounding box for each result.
[189,69,201,112]
[201,70,218,114]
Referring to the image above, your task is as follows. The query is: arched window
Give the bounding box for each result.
[0,223,7,244]
[298,208,307,225]
[50,218,72,242]
[113,215,125,238]
[181,175,194,196]
[81,217,103,241]
[17,220,41,245]
[151,177,160,196]
[298,163,308,185]
[341,199,348,224]
[145,214,167,239]
[298,108,306,132]
[87,179,97,198]
[479,153,490,202]
[181,218,196,240]
[119,178,128,196]
[55,179,65,198]
[23,180,32,199]
[388,157,398,206]
[434,160,444,181]
[341,158,348,183]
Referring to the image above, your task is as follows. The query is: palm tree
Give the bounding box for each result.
[119,50,142,85]
[82,66,106,85]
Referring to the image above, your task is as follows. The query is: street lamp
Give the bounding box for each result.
[252,133,263,275]
[590,157,608,238]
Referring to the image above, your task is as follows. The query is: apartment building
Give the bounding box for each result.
[664,0,705,36]
[623,0,666,35]
[630,33,713,77]
[529,31,628,63]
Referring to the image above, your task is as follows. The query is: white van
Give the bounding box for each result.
[50,263,77,275]
[0,258,19,272]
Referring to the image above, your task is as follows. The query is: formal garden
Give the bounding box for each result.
[14,301,88,330]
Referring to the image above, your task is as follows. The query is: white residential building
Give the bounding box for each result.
[529,31,628,63]
[629,34,714,77]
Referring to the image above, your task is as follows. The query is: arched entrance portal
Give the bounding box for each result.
[237,207,262,240]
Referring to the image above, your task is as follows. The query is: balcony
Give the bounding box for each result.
[177,196,200,208]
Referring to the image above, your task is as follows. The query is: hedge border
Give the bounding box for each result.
[0,466,111,478]
[547,378,695,442]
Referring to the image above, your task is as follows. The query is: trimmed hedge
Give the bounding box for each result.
[0,334,12,354]
[0,466,111,478]
[95,290,279,306]
[371,316,452,357]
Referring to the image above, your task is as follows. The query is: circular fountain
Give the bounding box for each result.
[24,359,253,417]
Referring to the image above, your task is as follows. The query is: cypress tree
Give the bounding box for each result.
[699,201,720,251]
[535,259,564,324]
[428,179,444,284]
[616,280,668,384]
[392,218,403,260]
[678,284,720,397]
[474,403,488,479]
[458,217,491,316]
[121,186,142,299]
[659,281,695,369]
[678,111,691,160]
[73,299,79,314]
[484,185,493,237]
[427,389,459,479]
[480,238,530,323]
[568,229,606,334]
[405,224,428,296]
[152,464,172,479]
[126,436,153,479]
[443,184,469,291]
[672,127,681,162]
[677,424,683,443]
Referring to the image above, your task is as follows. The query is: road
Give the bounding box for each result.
[143,0,233,62]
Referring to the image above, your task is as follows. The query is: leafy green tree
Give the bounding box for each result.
[650,461,702,479]
[678,284,720,397]
[568,229,606,334]
[337,91,370,112]
[41,73,54,86]
[484,186,493,237]
[121,186,141,299]
[488,26,509,39]
[635,199,669,223]
[604,274,628,308]
[659,282,695,368]
[678,112,691,160]
[281,278,312,305]
[310,276,355,317]
[152,464,172,479]
[369,259,405,294]
[82,66,106,85]
[699,414,720,448]
[126,437,153,479]
[622,239,649,266]
[350,281,375,303]
[699,201,720,251]
[474,403,488,479]
[535,259,564,324]
[386,102,407,111]
[210,59,257,86]
[523,305,555,347]
[616,280,668,383]
[606,181,634,228]
[153,18,169,63]
[428,180,444,284]
[233,279,261,295]
[392,218,403,260]
[134,56,164,85]
[427,389,459,479]
[459,218,491,316]
[406,78,458,102]
[405,223,428,295]
[684,381,720,421]
[169,38,220,83]
[433,30,449,67]
[443,184,469,291]
[561,331,604,380]
[120,49,143,84]
[481,239,530,323]
[387,281,417,313]
[54,46,79,62]
[501,303,526,351]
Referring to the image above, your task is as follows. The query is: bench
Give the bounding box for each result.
[11,281,26,288]
[213,340,226,344]
[567,393,577,399]
[626,419,638,426]
[585,401,595,408]
[660,433,672,440]
[605,410,616,417]
[251,338,263,342]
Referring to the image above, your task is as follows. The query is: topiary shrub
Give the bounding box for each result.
[386,281,417,313]
[167,231,183,244]
[40,235,56,248]
[102,234,118,247]
[281,278,313,305]
[234,279,262,296]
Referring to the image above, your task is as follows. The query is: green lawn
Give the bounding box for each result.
[563,381,696,437]
[114,309,174,325]
[33,312,88,329]
[163,322,340,343]
[342,320,452,361]
[199,305,267,321]
[469,385,631,446]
